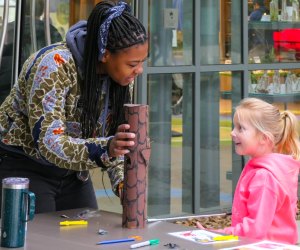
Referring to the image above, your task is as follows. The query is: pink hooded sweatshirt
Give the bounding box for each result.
[223,153,300,244]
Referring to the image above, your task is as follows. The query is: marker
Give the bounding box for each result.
[212,235,238,241]
[130,239,160,249]
[96,238,135,245]
[59,220,88,226]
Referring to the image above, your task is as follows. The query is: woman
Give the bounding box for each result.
[0,0,148,213]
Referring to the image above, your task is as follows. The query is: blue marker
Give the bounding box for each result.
[96,238,135,245]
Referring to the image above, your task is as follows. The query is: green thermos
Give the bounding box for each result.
[1,177,35,248]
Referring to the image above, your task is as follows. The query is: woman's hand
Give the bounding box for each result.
[118,181,124,199]
[108,124,135,158]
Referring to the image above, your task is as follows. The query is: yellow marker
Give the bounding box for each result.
[212,235,239,241]
[59,220,88,226]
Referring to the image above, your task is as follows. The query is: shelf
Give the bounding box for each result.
[221,91,300,103]
[249,21,300,30]
[249,92,300,102]
[221,91,232,100]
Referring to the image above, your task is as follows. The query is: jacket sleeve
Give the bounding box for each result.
[106,159,124,196]
[223,172,278,238]
[24,48,118,171]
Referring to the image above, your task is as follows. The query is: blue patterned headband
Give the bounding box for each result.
[98,1,130,61]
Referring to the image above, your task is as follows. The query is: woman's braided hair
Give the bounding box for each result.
[80,0,147,138]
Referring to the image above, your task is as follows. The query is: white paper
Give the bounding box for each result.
[169,229,239,245]
[221,240,300,250]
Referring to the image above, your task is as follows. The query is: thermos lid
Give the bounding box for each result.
[2,177,29,189]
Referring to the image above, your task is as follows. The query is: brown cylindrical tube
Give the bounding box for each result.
[122,104,151,228]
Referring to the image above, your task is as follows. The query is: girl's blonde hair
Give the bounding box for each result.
[235,98,300,160]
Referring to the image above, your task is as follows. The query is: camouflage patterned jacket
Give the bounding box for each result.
[0,43,124,195]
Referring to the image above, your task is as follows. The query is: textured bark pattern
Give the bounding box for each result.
[122,104,151,228]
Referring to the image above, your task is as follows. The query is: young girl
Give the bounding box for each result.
[198,97,300,244]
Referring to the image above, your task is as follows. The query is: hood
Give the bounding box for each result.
[248,153,300,193]
[66,20,87,77]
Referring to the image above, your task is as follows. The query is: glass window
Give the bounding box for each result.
[197,71,242,213]
[248,0,300,63]
[147,73,193,216]
[249,69,300,111]
[0,0,69,105]
[200,1,242,65]
[19,0,67,66]
[0,0,17,104]
[148,0,193,66]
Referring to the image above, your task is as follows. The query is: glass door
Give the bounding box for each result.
[0,0,136,105]
[0,0,17,103]
[0,0,70,104]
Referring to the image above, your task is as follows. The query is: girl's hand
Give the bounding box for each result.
[196,221,206,230]
[196,221,224,233]
[108,124,135,157]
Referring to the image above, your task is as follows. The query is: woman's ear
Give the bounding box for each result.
[101,49,110,63]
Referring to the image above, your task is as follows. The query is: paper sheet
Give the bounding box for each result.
[221,240,300,250]
[169,229,239,245]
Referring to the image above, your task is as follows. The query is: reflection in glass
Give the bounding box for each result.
[49,0,70,39]
[0,1,16,104]
[147,73,193,216]
[248,1,300,63]
[19,0,64,65]
[0,0,65,105]
[200,1,242,64]
[248,69,300,128]
[249,69,300,95]
[198,72,243,213]
[148,0,193,66]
